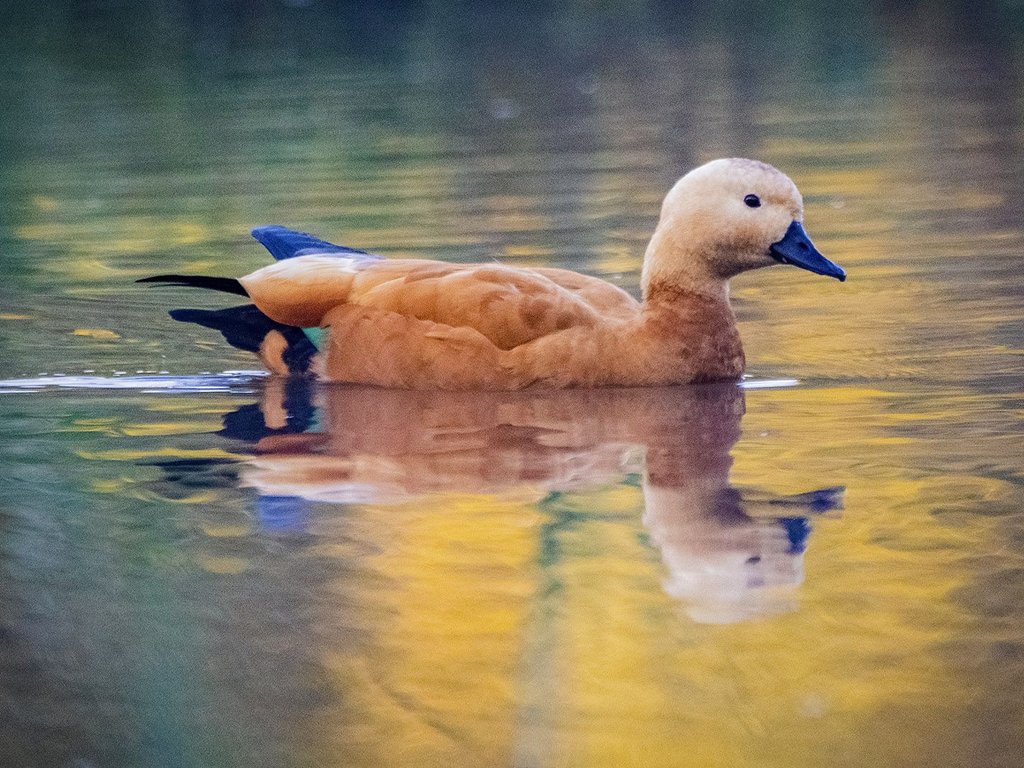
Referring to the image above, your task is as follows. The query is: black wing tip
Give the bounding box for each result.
[167,308,206,322]
[168,304,318,375]
[136,274,248,297]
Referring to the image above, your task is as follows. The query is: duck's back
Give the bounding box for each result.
[241,255,639,351]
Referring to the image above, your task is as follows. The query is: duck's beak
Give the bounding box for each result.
[769,221,846,282]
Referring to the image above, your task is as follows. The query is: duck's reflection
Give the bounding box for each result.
[212,379,841,623]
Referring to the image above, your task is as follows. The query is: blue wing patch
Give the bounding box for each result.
[251,225,379,261]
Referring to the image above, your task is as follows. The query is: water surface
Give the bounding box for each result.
[0,4,1022,767]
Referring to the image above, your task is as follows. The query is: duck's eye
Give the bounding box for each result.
[743,194,761,208]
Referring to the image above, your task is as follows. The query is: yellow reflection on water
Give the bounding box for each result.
[252,385,982,768]
[199,382,964,767]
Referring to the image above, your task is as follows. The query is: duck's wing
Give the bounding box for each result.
[241,257,639,349]
[250,225,379,261]
[532,267,641,317]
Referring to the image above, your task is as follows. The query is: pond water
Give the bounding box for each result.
[1,4,1022,767]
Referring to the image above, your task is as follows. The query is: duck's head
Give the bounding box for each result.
[642,158,846,296]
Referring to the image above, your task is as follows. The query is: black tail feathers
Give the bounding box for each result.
[169,304,318,376]
[137,274,249,297]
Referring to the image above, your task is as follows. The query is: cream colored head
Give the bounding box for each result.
[642,158,844,296]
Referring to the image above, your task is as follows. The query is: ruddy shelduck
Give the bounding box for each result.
[140,158,845,389]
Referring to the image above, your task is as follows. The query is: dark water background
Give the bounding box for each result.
[0,3,1022,766]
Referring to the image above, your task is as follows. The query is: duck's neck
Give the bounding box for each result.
[630,221,745,380]
[640,281,745,382]
[642,281,735,324]
[639,230,744,381]
[640,226,728,303]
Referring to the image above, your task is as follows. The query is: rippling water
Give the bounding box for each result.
[1,4,1022,767]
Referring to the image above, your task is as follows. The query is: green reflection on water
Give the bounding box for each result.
[0,3,1023,767]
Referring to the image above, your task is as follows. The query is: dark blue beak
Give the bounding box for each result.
[769,221,846,282]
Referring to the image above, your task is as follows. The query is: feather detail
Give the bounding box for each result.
[239,256,638,345]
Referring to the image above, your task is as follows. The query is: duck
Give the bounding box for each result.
[139,158,845,389]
